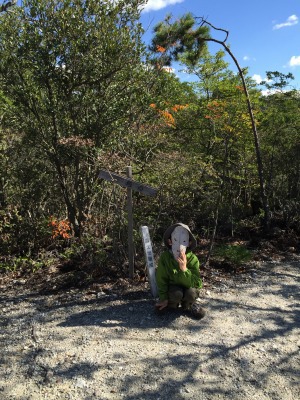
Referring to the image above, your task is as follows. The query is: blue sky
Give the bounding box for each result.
[140,0,300,90]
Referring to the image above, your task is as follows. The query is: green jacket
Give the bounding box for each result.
[156,250,202,301]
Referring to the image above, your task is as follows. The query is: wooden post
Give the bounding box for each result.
[126,166,134,279]
[99,168,158,279]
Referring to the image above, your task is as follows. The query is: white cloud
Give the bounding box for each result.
[162,66,175,73]
[273,14,298,30]
[289,55,300,67]
[252,74,273,85]
[141,0,185,13]
[252,74,263,84]
[243,55,256,63]
[260,89,281,96]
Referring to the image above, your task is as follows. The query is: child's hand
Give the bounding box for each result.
[155,300,168,310]
[177,250,187,271]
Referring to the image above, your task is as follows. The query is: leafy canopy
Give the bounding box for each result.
[149,12,210,66]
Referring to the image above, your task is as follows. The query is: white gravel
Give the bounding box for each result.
[1,260,299,400]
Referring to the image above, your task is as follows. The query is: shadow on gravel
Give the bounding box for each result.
[2,263,299,400]
[58,299,207,331]
[56,271,300,399]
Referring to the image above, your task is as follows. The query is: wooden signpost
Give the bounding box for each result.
[99,169,157,197]
[99,167,158,279]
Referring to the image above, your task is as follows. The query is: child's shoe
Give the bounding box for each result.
[190,303,206,319]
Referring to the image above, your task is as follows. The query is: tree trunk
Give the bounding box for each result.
[206,36,270,231]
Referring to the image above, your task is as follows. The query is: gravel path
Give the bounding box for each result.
[1,260,299,400]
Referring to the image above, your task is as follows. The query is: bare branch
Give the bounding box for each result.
[195,17,229,43]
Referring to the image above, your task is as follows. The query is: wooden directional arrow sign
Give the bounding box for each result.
[99,170,158,197]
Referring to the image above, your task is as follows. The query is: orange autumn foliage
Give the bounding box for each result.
[236,85,244,92]
[49,217,71,239]
[171,104,188,111]
[150,103,188,127]
[156,45,166,53]
[205,100,226,120]
[160,110,175,127]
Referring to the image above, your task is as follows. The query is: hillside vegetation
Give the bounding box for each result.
[1,1,299,285]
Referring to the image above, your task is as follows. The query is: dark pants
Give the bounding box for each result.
[168,285,199,310]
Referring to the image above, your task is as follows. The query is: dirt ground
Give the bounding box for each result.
[0,257,299,400]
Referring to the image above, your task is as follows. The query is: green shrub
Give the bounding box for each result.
[213,244,252,266]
